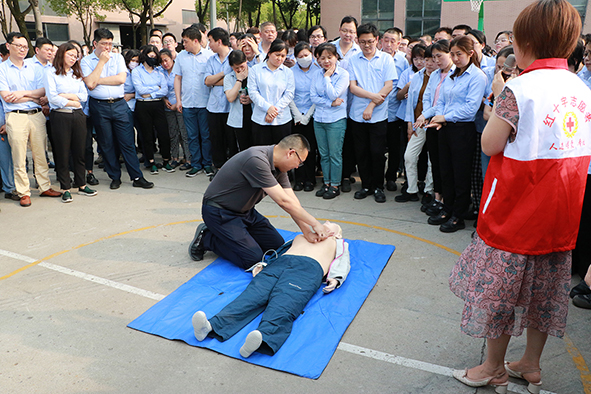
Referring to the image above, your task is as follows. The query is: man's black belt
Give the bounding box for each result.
[203,199,224,209]
[91,97,123,104]
[10,108,41,114]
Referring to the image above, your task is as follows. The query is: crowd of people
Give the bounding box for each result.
[0,0,591,388]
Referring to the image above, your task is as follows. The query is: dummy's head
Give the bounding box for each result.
[324,221,343,239]
[274,134,310,172]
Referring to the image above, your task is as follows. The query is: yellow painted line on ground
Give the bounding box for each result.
[1,215,589,392]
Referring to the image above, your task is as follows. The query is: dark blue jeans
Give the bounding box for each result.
[89,98,142,181]
[201,204,284,269]
[182,107,212,170]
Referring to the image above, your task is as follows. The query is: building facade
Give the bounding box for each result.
[321,0,591,41]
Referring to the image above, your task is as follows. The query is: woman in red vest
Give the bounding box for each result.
[449,1,591,393]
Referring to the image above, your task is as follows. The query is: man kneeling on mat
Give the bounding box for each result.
[192,221,350,358]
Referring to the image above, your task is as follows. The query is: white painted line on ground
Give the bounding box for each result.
[0,249,559,393]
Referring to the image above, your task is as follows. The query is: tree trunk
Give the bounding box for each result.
[149,0,154,30]
[271,0,276,27]
[255,3,261,27]
[236,0,242,32]
[29,0,43,39]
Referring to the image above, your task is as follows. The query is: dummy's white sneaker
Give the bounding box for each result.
[240,330,263,358]
[192,311,212,341]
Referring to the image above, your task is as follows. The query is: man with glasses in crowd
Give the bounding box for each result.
[188,134,332,270]
[0,32,61,207]
[81,28,153,190]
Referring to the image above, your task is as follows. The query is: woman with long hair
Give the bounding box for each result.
[43,42,95,203]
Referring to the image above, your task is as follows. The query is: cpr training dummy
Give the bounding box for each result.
[191,221,350,358]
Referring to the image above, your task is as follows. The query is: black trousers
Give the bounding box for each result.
[50,110,87,190]
[573,174,591,278]
[201,203,285,269]
[342,118,357,179]
[351,119,387,191]
[292,121,316,184]
[438,122,476,218]
[251,122,291,146]
[84,115,95,171]
[135,100,170,163]
[209,111,236,168]
[234,103,253,152]
[386,119,406,181]
[426,126,442,194]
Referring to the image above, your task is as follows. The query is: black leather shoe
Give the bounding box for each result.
[86,173,99,186]
[316,184,329,197]
[293,182,304,191]
[110,179,122,189]
[570,281,591,299]
[354,188,373,200]
[341,179,351,192]
[573,293,591,309]
[323,186,340,199]
[395,191,419,202]
[418,181,426,195]
[374,188,386,203]
[133,177,154,189]
[303,182,315,192]
[421,193,433,206]
[386,180,397,191]
[4,191,20,201]
[426,201,444,217]
[189,223,208,261]
[440,216,465,233]
[428,211,450,225]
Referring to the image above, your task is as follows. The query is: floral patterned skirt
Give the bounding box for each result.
[449,233,571,339]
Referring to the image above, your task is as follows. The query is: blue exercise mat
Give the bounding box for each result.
[128,229,395,379]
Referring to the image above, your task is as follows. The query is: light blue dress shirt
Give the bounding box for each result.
[80,51,127,100]
[223,70,251,128]
[0,58,44,112]
[291,63,314,114]
[205,51,232,113]
[404,68,428,123]
[310,65,349,123]
[395,67,416,120]
[348,50,397,123]
[578,67,591,90]
[435,63,487,123]
[421,66,455,120]
[159,67,178,111]
[480,55,496,72]
[387,51,409,122]
[331,39,361,71]
[247,61,295,126]
[124,70,136,111]
[131,63,167,100]
[171,48,212,108]
[43,68,88,110]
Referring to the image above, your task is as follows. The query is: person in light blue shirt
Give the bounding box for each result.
[248,39,295,145]
[578,41,591,89]
[122,49,142,163]
[204,27,234,169]
[44,42,96,203]
[427,36,487,233]
[348,23,396,203]
[132,45,173,175]
[310,43,349,200]
[0,32,60,205]
[289,42,317,193]
[160,48,191,170]
[0,98,17,202]
[81,28,152,190]
[173,26,214,177]
[224,50,253,152]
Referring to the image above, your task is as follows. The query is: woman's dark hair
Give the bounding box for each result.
[411,43,426,72]
[281,29,298,47]
[431,39,450,54]
[124,49,140,69]
[497,45,514,59]
[294,41,312,58]
[296,29,308,43]
[308,25,327,41]
[159,48,173,59]
[467,29,486,45]
[495,30,513,42]
[450,36,480,79]
[568,38,585,71]
[425,45,433,58]
[228,49,247,66]
[139,45,160,66]
[264,39,288,61]
[239,32,256,42]
[54,42,83,79]
[314,42,340,60]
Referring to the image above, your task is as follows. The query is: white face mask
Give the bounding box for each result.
[297,54,313,69]
[129,61,139,70]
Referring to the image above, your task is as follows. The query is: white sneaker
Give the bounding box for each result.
[191,311,212,341]
[239,330,262,358]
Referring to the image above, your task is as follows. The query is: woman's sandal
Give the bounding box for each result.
[452,369,509,394]
[504,361,543,394]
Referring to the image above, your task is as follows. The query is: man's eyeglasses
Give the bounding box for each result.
[292,149,304,167]
[10,43,28,51]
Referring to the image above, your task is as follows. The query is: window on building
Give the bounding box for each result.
[405,0,441,37]
[362,0,395,32]
[25,22,70,43]
[568,0,588,24]
[182,9,199,25]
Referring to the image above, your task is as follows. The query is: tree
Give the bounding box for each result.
[46,0,108,47]
[195,0,211,25]
[0,0,15,39]
[29,0,43,39]
[4,0,35,55]
[117,0,174,47]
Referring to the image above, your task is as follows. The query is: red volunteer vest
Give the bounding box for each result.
[477,59,591,255]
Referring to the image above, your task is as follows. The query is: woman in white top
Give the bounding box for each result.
[44,42,95,203]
